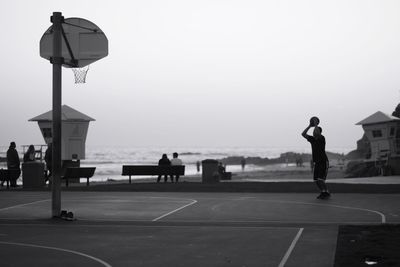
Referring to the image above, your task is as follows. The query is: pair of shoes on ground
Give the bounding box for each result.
[317,192,331,200]
[59,210,75,221]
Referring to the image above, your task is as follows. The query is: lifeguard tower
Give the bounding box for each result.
[29,105,95,163]
[356,111,400,175]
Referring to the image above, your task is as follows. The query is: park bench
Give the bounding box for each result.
[62,167,96,187]
[0,169,20,188]
[122,165,185,184]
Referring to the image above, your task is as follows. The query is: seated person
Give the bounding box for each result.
[157,154,172,183]
[218,162,232,180]
[23,145,36,162]
[170,152,183,183]
[218,162,226,176]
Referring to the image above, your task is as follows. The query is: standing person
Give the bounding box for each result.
[241,158,246,171]
[23,145,36,162]
[170,152,183,183]
[6,142,21,187]
[302,122,330,199]
[157,154,171,183]
[196,161,201,172]
[44,143,52,183]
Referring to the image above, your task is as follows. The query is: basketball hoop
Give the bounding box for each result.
[40,17,108,85]
[71,65,90,84]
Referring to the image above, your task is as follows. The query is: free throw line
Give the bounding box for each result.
[269,200,386,224]
[278,228,304,267]
[152,199,197,222]
[241,199,386,224]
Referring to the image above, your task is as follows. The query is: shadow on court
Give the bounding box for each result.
[0,191,398,267]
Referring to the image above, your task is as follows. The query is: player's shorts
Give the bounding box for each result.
[313,161,328,180]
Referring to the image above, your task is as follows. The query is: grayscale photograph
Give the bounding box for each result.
[0,1,399,266]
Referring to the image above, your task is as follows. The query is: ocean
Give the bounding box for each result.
[0,145,352,183]
[81,146,290,181]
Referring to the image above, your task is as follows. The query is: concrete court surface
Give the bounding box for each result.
[0,191,399,267]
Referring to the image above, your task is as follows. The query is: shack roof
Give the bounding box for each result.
[29,105,95,122]
[356,111,399,125]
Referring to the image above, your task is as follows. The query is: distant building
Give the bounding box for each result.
[356,111,400,174]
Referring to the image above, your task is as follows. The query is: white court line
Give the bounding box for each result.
[61,196,197,203]
[322,203,386,223]
[0,221,382,229]
[0,197,386,224]
[265,200,386,224]
[232,198,386,224]
[0,199,50,212]
[0,241,112,267]
[152,199,197,222]
[278,228,304,267]
[0,222,302,230]
[170,197,387,224]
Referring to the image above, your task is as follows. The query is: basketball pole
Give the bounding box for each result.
[51,12,63,218]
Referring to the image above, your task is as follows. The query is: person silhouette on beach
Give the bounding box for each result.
[196,161,201,172]
[6,142,21,187]
[157,154,171,183]
[241,158,246,171]
[302,122,330,199]
[44,143,52,183]
[23,145,36,162]
[218,162,226,177]
[170,152,183,183]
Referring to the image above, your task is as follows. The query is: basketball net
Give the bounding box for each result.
[71,65,90,84]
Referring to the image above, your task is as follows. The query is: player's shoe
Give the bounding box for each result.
[66,212,74,221]
[321,192,331,199]
[317,192,331,199]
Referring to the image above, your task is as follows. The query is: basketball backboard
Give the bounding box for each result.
[40,18,108,68]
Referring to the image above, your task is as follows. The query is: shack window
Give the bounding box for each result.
[390,127,395,136]
[372,130,382,138]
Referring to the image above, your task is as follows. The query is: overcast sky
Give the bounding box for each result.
[1,0,399,152]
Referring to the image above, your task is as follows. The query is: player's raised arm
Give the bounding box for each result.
[301,125,312,139]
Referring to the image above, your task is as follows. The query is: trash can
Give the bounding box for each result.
[202,159,220,183]
[22,162,45,188]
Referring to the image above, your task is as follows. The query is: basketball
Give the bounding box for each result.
[310,116,320,126]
